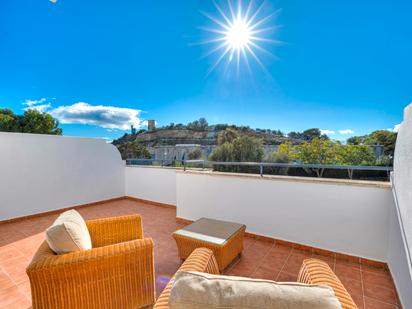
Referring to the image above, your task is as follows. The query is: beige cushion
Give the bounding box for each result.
[46,209,92,254]
[169,271,342,309]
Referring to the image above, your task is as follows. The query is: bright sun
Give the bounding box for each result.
[200,0,281,75]
[225,18,251,50]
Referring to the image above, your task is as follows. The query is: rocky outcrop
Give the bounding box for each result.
[113,128,299,147]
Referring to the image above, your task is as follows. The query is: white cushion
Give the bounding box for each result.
[169,271,342,309]
[46,209,92,254]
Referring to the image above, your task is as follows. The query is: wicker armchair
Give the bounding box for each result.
[27,214,155,309]
[298,258,357,309]
[154,249,357,309]
[154,247,220,309]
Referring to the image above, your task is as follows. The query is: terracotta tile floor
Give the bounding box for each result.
[0,199,401,309]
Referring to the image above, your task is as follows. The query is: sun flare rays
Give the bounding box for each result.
[199,0,282,76]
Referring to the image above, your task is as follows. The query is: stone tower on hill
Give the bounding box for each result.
[148,120,156,131]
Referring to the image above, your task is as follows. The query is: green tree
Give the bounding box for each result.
[209,142,234,162]
[210,135,263,173]
[347,135,367,145]
[187,148,203,160]
[271,129,284,137]
[288,128,328,141]
[0,109,62,135]
[369,130,397,157]
[214,124,229,131]
[187,118,208,131]
[302,128,328,141]
[293,139,376,166]
[0,109,17,132]
[347,130,397,156]
[277,142,295,158]
[338,145,375,166]
[295,138,340,164]
[19,110,62,135]
[210,135,264,162]
[232,136,264,162]
[217,128,239,145]
[116,141,151,160]
[268,142,295,163]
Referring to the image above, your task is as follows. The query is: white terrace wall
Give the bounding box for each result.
[0,132,125,220]
[389,103,412,308]
[176,171,393,262]
[387,203,412,308]
[125,165,393,262]
[125,166,176,205]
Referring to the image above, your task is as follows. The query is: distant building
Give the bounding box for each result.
[147,144,279,161]
[371,145,384,158]
[148,145,214,161]
[148,120,156,131]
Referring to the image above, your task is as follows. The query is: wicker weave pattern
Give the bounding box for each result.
[154,252,357,308]
[27,215,155,309]
[173,225,245,271]
[298,258,358,309]
[154,248,219,309]
[86,214,143,247]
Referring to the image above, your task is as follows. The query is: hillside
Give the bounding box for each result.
[113,127,301,147]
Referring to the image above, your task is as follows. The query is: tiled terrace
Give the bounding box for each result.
[0,199,400,309]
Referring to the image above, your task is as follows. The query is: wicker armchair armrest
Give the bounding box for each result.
[298,258,357,309]
[154,247,219,309]
[86,214,143,247]
[27,238,155,309]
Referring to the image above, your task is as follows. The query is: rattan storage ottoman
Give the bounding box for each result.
[173,217,246,271]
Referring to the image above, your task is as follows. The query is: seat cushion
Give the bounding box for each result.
[169,271,342,309]
[46,209,92,254]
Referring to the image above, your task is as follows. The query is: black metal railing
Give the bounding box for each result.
[126,159,392,180]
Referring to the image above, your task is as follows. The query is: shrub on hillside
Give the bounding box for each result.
[187,148,203,160]
[116,141,151,160]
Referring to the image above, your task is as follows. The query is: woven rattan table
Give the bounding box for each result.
[173,218,246,271]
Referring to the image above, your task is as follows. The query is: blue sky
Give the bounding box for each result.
[0,0,410,141]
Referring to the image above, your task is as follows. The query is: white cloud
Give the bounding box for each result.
[22,98,47,107]
[387,123,401,133]
[22,98,53,112]
[24,103,52,112]
[338,129,355,135]
[320,129,335,135]
[49,102,142,130]
[21,98,143,131]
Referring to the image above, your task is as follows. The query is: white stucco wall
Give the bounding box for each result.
[0,132,125,220]
[176,171,393,261]
[389,103,412,308]
[125,166,177,205]
[387,197,412,309]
